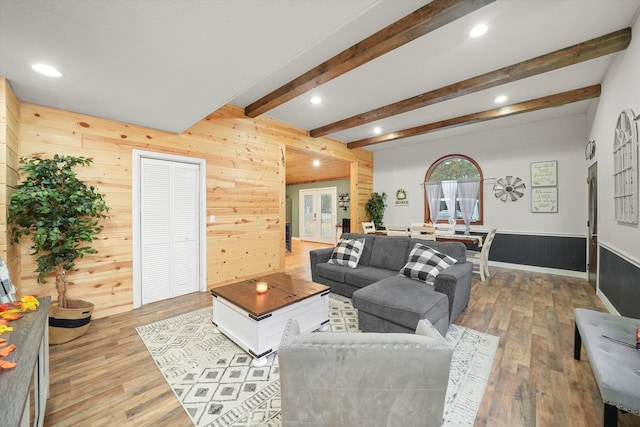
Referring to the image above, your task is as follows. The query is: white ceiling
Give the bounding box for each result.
[2,0,640,153]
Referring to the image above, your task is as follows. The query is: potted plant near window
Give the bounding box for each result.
[365,191,387,230]
[8,155,110,344]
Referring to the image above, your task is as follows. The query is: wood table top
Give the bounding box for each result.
[435,234,484,247]
[375,230,484,247]
[1,296,51,427]
[210,272,329,318]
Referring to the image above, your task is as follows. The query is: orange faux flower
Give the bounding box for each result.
[0,311,23,321]
[0,344,16,357]
[0,359,16,370]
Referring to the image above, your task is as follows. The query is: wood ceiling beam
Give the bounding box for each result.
[313,28,630,137]
[347,85,601,149]
[244,0,497,118]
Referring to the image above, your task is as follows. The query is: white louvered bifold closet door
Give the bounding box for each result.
[141,158,200,305]
[172,163,199,297]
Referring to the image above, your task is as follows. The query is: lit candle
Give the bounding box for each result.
[256,281,268,294]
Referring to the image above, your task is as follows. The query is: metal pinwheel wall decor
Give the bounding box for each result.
[493,176,526,202]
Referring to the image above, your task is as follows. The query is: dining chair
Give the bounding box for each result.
[385,224,410,236]
[434,223,456,235]
[362,221,376,234]
[466,227,497,281]
[409,223,435,240]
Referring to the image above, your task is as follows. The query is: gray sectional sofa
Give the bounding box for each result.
[309,232,473,336]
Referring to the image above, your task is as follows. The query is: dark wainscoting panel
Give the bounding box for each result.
[488,233,586,272]
[599,247,640,318]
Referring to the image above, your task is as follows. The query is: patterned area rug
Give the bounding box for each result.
[136,294,498,427]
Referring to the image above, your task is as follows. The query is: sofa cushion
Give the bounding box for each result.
[328,238,365,268]
[316,262,348,283]
[399,243,457,284]
[345,266,398,289]
[368,236,411,271]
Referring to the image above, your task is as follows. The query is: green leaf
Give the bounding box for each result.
[7,155,110,287]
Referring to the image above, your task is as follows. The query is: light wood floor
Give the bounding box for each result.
[44,240,640,427]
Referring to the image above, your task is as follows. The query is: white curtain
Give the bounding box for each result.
[458,180,480,235]
[441,180,458,225]
[426,182,442,224]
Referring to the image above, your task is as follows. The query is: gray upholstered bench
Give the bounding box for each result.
[574,308,640,426]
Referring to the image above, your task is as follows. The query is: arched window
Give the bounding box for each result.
[424,154,483,225]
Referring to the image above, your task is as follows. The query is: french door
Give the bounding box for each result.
[133,151,207,308]
[299,187,336,244]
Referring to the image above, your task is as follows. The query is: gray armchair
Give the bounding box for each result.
[278,319,453,427]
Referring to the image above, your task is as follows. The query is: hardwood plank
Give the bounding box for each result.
[44,240,640,426]
[244,0,496,117]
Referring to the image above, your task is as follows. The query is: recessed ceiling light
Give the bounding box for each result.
[494,95,508,103]
[313,159,320,167]
[373,127,382,134]
[469,24,488,38]
[310,96,322,105]
[32,63,62,77]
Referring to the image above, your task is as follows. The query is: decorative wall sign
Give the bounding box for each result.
[338,193,350,211]
[531,161,557,187]
[532,187,558,213]
[613,109,638,224]
[493,176,525,202]
[395,188,408,206]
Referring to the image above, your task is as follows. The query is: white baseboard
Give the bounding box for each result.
[489,261,588,280]
[596,289,620,315]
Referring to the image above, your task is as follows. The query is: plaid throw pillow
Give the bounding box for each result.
[328,238,365,269]
[399,243,457,284]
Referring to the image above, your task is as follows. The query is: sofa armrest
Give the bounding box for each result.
[434,262,473,322]
[309,247,335,282]
[415,319,448,343]
[281,318,301,346]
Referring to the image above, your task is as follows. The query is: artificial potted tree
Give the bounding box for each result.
[8,155,110,344]
[365,191,387,230]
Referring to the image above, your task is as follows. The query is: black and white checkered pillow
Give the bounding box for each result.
[328,238,365,269]
[399,243,457,284]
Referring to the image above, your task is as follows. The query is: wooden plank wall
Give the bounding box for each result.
[353,159,374,232]
[8,94,372,319]
[285,148,350,185]
[0,78,20,289]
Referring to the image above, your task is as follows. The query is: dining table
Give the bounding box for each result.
[375,229,483,247]
[434,234,483,247]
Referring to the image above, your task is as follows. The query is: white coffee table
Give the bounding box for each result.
[211,273,330,367]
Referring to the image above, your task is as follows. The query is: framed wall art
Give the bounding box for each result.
[531,187,558,213]
[531,160,557,187]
